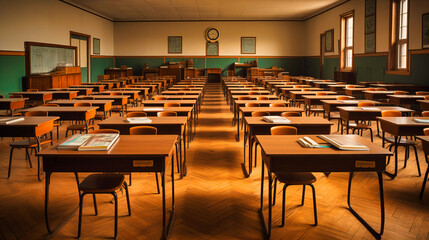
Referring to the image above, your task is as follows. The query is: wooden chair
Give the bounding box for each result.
[251,111,269,117]
[365,88,376,91]
[270,126,318,226]
[89,129,120,134]
[126,112,147,117]
[281,112,301,117]
[246,103,260,107]
[420,128,429,199]
[270,103,286,107]
[153,96,167,100]
[65,102,95,137]
[381,110,421,177]
[41,104,61,139]
[164,102,181,107]
[375,88,387,91]
[157,111,177,117]
[26,89,38,92]
[257,97,269,100]
[416,92,429,95]
[422,111,429,117]
[248,92,260,95]
[343,102,375,142]
[77,174,131,239]
[238,96,252,100]
[394,91,408,95]
[9,111,52,180]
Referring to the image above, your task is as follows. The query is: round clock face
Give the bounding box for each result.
[206,28,219,42]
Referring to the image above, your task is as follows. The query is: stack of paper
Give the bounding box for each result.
[414,118,429,123]
[0,117,24,125]
[262,116,291,123]
[143,108,163,111]
[58,134,92,150]
[339,100,358,104]
[318,135,369,151]
[78,134,119,151]
[126,117,152,123]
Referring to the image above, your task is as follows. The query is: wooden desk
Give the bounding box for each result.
[313,82,337,89]
[161,90,201,96]
[377,117,429,179]
[48,91,78,100]
[364,91,397,100]
[70,85,105,93]
[418,100,429,111]
[48,88,93,96]
[48,99,113,118]
[289,91,337,106]
[0,98,28,115]
[321,100,381,120]
[256,134,392,239]
[105,68,133,78]
[0,116,58,139]
[233,100,288,126]
[76,95,129,115]
[416,135,429,199]
[329,85,364,93]
[98,117,188,177]
[369,83,427,93]
[129,84,158,93]
[345,88,367,98]
[84,82,114,90]
[116,88,149,99]
[38,135,177,239]
[10,92,53,103]
[100,90,140,106]
[303,95,353,116]
[388,95,425,106]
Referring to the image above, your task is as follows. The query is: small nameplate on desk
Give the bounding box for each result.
[133,160,153,167]
[143,108,163,111]
[355,161,376,168]
[360,107,380,111]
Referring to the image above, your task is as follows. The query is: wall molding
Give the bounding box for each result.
[410,49,429,55]
[354,52,388,57]
[91,55,114,58]
[114,55,305,59]
[0,50,25,56]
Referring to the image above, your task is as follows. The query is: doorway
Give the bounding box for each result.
[70,32,90,83]
[320,33,326,79]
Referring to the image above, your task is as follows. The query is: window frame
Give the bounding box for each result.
[387,0,410,75]
[340,10,355,71]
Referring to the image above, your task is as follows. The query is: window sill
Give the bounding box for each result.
[386,70,410,76]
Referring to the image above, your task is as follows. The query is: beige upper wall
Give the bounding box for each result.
[304,0,429,56]
[0,0,114,55]
[113,21,306,56]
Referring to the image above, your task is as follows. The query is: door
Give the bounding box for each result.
[320,33,326,79]
[71,34,89,83]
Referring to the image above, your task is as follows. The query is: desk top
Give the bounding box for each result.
[240,107,303,113]
[154,95,200,100]
[21,106,98,113]
[11,91,53,96]
[126,106,193,113]
[321,100,381,105]
[0,98,28,102]
[338,106,414,113]
[377,117,429,127]
[231,95,278,100]
[235,100,288,105]
[289,91,337,95]
[142,100,197,105]
[76,95,129,100]
[0,116,59,127]
[303,95,353,100]
[49,99,114,105]
[387,95,425,99]
[99,116,188,125]
[245,116,332,126]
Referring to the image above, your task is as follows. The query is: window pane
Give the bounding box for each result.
[397,43,407,69]
[346,49,352,68]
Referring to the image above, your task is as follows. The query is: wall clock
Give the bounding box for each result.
[206,27,220,42]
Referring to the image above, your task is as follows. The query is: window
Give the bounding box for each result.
[388,0,409,73]
[340,11,354,70]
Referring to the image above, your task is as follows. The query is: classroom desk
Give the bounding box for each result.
[116,88,150,100]
[20,106,98,132]
[129,84,158,93]
[364,91,398,100]
[76,95,129,115]
[48,99,113,118]
[98,117,188,177]
[416,135,429,199]
[136,81,164,91]
[279,88,322,100]
[321,100,381,120]
[70,85,105,93]
[418,100,429,111]
[329,85,364,93]
[232,100,288,126]
[387,95,426,105]
[99,90,140,106]
[10,92,53,103]
[49,91,78,100]
[38,135,177,239]
[256,134,392,239]
[303,95,352,116]
[47,88,93,96]
[338,106,415,135]
[242,117,332,177]
[289,91,337,106]
[345,88,367,98]
[84,82,114,90]
[0,98,28,115]
[226,87,267,99]
[0,116,58,140]
[369,83,426,92]
[313,82,337,89]
[377,117,429,179]
[161,90,202,96]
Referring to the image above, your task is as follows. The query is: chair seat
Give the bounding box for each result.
[384,136,418,146]
[79,174,125,193]
[9,138,51,148]
[348,122,371,129]
[275,172,316,185]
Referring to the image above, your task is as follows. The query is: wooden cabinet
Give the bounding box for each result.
[159,68,184,83]
[27,72,81,90]
[247,67,285,80]
[206,68,222,83]
[334,71,355,84]
[105,68,133,78]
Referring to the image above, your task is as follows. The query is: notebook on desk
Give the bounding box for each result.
[262,116,291,123]
[318,135,369,151]
[126,117,152,123]
[414,118,429,123]
[0,117,24,125]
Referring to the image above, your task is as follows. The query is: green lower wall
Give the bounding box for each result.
[90,57,114,82]
[0,55,25,96]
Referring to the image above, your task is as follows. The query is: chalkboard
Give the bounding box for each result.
[168,36,182,53]
[241,37,256,54]
[29,45,76,74]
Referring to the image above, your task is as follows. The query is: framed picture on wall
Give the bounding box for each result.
[206,42,219,56]
[241,37,256,54]
[365,33,376,53]
[365,0,376,16]
[168,36,182,54]
[325,29,334,52]
[93,38,100,55]
[423,13,429,49]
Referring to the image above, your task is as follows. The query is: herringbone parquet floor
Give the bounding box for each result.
[1,83,429,240]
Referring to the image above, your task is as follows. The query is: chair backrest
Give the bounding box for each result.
[126,112,147,117]
[238,96,251,100]
[301,88,310,91]
[89,129,120,134]
[246,103,260,107]
[74,102,92,107]
[293,85,302,88]
[157,111,177,117]
[337,96,352,100]
[25,111,48,116]
[154,96,167,100]
[381,110,401,117]
[366,88,376,91]
[323,80,331,82]
[375,88,387,91]
[257,97,269,100]
[281,112,301,117]
[285,82,295,85]
[9,95,23,98]
[269,103,286,107]
[42,104,59,107]
[27,89,38,92]
[416,91,429,95]
[346,85,355,89]
[250,88,259,91]
[129,126,157,135]
[424,128,429,136]
[357,102,375,107]
[164,102,181,107]
[316,92,327,96]
[270,126,298,135]
[251,111,270,117]
[425,96,429,100]
[110,92,122,96]
[394,91,407,95]
[248,92,260,95]
[422,111,429,117]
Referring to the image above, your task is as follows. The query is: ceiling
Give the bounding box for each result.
[64,0,348,21]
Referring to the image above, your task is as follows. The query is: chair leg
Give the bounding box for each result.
[404,147,409,168]
[419,166,429,199]
[93,194,98,216]
[123,183,131,216]
[175,143,180,173]
[77,193,86,239]
[112,192,118,239]
[8,147,15,179]
[412,145,421,177]
[301,185,306,206]
[272,178,277,206]
[309,184,318,226]
[155,173,160,194]
[369,129,373,142]
[25,148,33,168]
[128,173,132,186]
[281,184,289,227]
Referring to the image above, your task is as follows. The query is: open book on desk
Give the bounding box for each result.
[297,137,330,148]
[318,135,369,151]
[78,134,119,151]
[262,116,291,123]
[125,117,152,123]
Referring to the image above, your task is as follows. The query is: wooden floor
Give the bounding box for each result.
[1,83,429,240]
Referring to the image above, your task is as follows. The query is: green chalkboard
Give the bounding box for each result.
[168,36,182,53]
[29,45,76,74]
[241,37,256,54]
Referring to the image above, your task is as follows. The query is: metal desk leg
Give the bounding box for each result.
[259,162,273,239]
[183,125,187,177]
[347,172,385,240]
[384,136,398,179]
[241,123,251,178]
[236,111,240,142]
